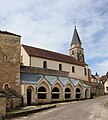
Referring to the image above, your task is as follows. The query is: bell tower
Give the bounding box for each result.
[69,26,85,63]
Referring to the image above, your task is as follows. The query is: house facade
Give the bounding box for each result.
[100,72,108,94]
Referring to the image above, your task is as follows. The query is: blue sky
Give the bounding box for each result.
[0,0,108,76]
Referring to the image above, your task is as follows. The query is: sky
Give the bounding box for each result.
[0,0,108,76]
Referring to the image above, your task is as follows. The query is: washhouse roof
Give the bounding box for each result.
[20,73,90,88]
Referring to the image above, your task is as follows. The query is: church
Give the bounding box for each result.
[0,26,91,110]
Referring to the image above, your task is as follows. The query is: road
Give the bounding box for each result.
[12,95,108,120]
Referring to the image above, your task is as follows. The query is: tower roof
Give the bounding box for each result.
[95,72,99,77]
[71,26,82,46]
[106,71,108,77]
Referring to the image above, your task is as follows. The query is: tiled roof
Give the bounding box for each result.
[22,44,85,66]
[0,30,21,37]
[100,75,107,81]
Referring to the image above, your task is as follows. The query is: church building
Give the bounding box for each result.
[20,26,90,106]
[0,26,91,108]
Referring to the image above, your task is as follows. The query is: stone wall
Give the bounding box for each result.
[0,32,21,94]
[0,95,6,117]
[21,66,69,77]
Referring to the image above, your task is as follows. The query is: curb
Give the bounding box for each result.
[6,105,56,119]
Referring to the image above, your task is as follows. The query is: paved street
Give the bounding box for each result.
[12,95,108,120]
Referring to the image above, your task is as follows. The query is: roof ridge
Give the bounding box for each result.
[22,44,85,66]
[22,44,75,58]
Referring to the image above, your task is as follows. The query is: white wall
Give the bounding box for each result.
[31,56,89,81]
[104,79,108,93]
[21,45,30,66]
[21,46,89,81]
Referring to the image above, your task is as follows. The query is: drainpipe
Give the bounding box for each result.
[29,56,31,66]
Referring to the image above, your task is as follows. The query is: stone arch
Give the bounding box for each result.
[37,79,51,102]
[52,81,63,100]
[75,84,83,99]
[37,80,50,93]
[27,86,34,106]
[3,83,10,89]
[85,88,90,98]
[65,83,74,99]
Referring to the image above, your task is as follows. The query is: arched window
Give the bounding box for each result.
[52,87,60,99]
[59,64,62,71]
[84,68,87,76]
[72,66,75,73]
[38,87,46,92]
[76,88,80,92]
[3,83,10,90]
[76,88,81,99]
[4,84,9,89]
[38,87,47,99]
[65,88,71,92]
[65,88,71,99]
[43,61,47,68]
[52,87,59,92]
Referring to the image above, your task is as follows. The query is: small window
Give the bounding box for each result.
[84,68,87,76]
[80,50,82,53]
[59,64,62,71]
[43,61,47,68]
[3,83,10,90]
[72,51,74,55]
[106,87,108,91]
[72,66,75,73]
[20,55,23,61]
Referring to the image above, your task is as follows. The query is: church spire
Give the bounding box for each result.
[69,26,85,63]
[70,26,82,47]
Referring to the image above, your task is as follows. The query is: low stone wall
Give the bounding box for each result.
[6,97,23,111]
[21,66,69,77]
[0,95,6,117]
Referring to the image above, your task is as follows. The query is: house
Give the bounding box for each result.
[100,72,108,94]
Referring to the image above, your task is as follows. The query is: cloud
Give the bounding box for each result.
[0,0,108,75]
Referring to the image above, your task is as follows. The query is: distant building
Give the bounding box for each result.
[100,72,108,94]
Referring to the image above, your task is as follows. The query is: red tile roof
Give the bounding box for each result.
[100,75,107,81]
[22,44,85,66]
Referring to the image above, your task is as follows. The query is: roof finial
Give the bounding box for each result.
[73,18,76,29]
